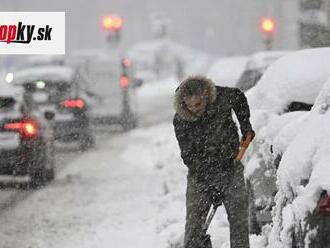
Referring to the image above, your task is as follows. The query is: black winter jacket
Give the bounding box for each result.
[173,76,254,176]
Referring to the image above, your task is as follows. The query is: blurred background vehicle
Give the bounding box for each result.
[206,56,248,87]
[126,38,212,83]
[65,49,140,130]
[3,55,65,78]
[236,50,292,92]
[11,65,95,151]
[126,40,169,83]
[0,80,55,186]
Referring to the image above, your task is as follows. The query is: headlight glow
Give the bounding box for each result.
[5,72,14,83]
[36,80,46,89]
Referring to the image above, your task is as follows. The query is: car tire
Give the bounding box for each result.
[291,221,305,248]
[291,231,300,248]
[121,115,138,131]
[29,141,55,188]
[30,167,47,188]
[45,143,55,181]
[247,179,262,235]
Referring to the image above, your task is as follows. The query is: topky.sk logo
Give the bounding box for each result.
[0,12,65,55]
[0,22,52,44]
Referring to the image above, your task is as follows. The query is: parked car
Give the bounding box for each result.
[268,77,330,248]
[206,56,248,87]
[12,65,95,150]
[65,50,141,130]
[0,81,55,186]
[236,50,292,92]
[245,47,330,234]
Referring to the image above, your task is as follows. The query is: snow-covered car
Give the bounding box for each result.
[126,39,211,83]
[127,39,183,83]
[65,50,140,130]
[236,50,292,92]
[206,56,248,87]
[12,65,95,151]
[245,47,330,233]
[0,81,55,186]
[268,78,330,248]
[3,55,65,84]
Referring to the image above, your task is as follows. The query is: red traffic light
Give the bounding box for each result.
[102,15,123,31]
[120,75,129,88]
[122,58,131,68]
[261,18,275,33]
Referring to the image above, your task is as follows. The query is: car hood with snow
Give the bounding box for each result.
[277,77,330,197]
[268,77,330,247]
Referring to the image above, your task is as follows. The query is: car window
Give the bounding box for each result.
[23,81,72,105]
[0,97,16,109]
[236,69,262,92]
[285,101,313,113]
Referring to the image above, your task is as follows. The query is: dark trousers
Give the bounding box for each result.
[184,161,249,248]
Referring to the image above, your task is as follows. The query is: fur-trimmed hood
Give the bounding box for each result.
[174,75,217,121]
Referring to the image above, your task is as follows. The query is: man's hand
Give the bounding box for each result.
[236,131,255,161]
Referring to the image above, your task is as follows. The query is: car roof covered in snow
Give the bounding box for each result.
[4,55,65,73]
[23,55,65,67]
[207,56,248,87]
[12,65,76,85]
[247,47,330,113]
[245,50,292,71]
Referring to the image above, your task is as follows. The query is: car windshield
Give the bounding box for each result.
[0,97,16,110]
[23,81,72,106]
[236,69,262,92]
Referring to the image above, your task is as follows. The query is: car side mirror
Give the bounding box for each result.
[44,111,55,121]
[133,78,143,88]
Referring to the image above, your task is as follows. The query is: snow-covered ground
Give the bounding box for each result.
[0,76,267,248]
[0,121,266,248]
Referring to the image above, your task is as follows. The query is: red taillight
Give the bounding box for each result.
[62,99,85,109]
[120,75,129,89]
[4,120,39,139]
[316,193,330,215]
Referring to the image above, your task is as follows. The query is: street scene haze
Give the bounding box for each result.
[0,0,330,248]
